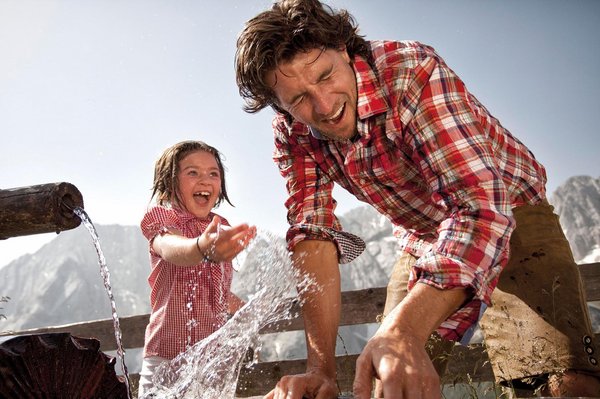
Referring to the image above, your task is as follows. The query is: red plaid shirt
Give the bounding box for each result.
[140,206,233,359]
[273,40,547,340]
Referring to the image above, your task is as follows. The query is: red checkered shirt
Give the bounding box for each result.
[273,40,547,341]
[140,205,233,359]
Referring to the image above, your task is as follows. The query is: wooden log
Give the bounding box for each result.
[0,182,84,239]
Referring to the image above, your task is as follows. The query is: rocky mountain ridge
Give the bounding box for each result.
[550,175,600,262]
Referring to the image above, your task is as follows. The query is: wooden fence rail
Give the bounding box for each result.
[2,262,599,396]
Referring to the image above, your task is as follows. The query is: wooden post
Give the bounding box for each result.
[0,182,84,240]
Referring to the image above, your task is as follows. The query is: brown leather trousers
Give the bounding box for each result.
[383,201,599,388]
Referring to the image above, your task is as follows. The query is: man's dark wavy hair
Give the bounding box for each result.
[235,0,370,116]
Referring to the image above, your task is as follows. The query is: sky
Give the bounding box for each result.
[1,0,599,267]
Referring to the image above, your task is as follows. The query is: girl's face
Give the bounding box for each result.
[176,150,221,218]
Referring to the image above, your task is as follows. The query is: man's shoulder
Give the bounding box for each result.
[368,40,437,54]
[368,40,439,68]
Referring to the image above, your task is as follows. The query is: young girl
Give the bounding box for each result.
[137,140,256,397]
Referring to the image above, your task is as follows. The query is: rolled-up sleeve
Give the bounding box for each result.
[273,118,365,264]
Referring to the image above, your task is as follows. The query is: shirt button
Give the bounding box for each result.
[586,346,594,355]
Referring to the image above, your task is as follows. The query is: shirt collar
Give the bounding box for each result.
[353,54,390,120]
[309,126,325,139]
[171,205,212,225]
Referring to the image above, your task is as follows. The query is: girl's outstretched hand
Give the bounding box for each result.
[196,215,257,263]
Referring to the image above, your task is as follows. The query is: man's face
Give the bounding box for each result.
[266,47,358,141]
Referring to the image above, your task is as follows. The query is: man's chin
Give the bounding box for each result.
[321,130,357,142]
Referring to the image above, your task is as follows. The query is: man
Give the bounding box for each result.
[235,0,600,397]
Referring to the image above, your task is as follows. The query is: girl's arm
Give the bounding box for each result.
[153,215,257,266]
[152,231,203,266]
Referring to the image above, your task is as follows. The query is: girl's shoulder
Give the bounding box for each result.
[143,205,177,221]
[140,205,183,235]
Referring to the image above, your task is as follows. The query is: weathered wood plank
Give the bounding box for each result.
[0,314,149,353]
[581,262,600,301]
[259,262,600,334]
[259,287,386,334]
[2,262,597,352]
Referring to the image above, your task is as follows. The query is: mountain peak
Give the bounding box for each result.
[550,175,600,261]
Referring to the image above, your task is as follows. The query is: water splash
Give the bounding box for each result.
[73,207,132,399]
[143,230,315,399]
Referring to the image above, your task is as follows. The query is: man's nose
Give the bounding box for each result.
[311,91,333,117]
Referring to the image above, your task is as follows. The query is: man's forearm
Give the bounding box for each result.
[293,240,341,378]
[383,282,468,343]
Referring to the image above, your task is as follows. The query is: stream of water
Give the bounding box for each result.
[73,207,133,399]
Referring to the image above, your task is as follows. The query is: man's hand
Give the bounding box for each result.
[353,283,467,398]
[264,371,338,399]
[353,326,441,399]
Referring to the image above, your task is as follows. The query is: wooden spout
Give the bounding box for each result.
[0,182,84,240]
